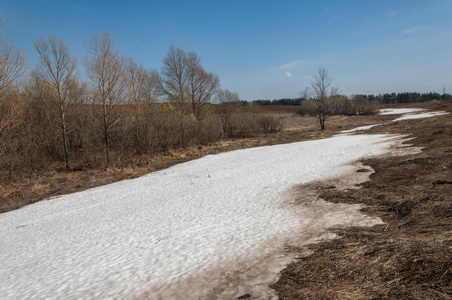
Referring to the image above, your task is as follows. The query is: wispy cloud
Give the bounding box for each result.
[285,72,293,77]
[302,76,313,80]
[403,28,420,34]
[275,59,304,70]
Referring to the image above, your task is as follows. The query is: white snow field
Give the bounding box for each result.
[0,134,409,299]
[2,108,443,299]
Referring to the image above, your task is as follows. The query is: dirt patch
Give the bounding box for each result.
[272,102,452,299]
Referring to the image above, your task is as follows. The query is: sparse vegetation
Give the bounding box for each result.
[272,100,452,299]
[0,25,281,184]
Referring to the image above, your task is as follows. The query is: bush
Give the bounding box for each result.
[226,112,259,137]
[198,114,223,145]
[331,95,354,116]
[352,95,379,115]
[297,100,319,117]
[256,114,283,134]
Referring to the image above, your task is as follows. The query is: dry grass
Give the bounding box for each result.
[2,101,452,298]
[272,100,452,299]
[0,109,430,214]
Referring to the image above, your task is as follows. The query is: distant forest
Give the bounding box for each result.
[252,98,301,106]
[252,92,452,106]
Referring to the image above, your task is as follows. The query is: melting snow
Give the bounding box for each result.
[393,110,449,121]
[0,134,407,299]
[2,108,446,299]
[341,124,381,133]
[379,108,425,115]
[340,109,449,134]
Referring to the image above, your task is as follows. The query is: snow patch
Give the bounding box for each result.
[393,111,449,121]
[379,108,425,115]
[341,124,381,133]
[0,134,412,299]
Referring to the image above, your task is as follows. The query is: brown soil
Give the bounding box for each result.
[272,100,452,299]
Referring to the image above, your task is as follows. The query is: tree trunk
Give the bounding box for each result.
[319,116,325,130]
[61,112,69,169]
[103,109,110,169]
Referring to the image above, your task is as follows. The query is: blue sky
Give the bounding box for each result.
[1,0,452,100]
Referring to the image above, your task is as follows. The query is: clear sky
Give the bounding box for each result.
[1,0,452,100]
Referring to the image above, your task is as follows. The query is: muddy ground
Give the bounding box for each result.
[272,100,452,299]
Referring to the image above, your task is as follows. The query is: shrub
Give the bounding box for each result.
[297,100,318,117]
[256,114,283,134]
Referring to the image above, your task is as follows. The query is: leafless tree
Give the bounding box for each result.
[160,45,219,120]
[160,45,187,104]
[34,36,78,168]
[0,17,26,136]
[185,51,219,120]
[215,88,240,137]
[125,57,158,106]
[298,87,311,105]
[0,19,26,98]
[124,57,159,153]
[85,32,125,168]
[310,67,337,130]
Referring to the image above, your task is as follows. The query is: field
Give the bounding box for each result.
[1,100,451,299]
[273,100,452,299]
[0,109,398,213]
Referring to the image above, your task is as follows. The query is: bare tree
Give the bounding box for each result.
[125,57,158,106]
[85,32,125,168]
[0,41,25,97]
[124,57,159,153]
[0,17,26,135]
[297,87,311,105]
[160,45,219,120]
[185,51,219,120]
[0,16,25,178]
[310,67,337,130]
[160,45,187,105]
[34,36,78,168]
[215,88,240,137]
[0,19,26,98]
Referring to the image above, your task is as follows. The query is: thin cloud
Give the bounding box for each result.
[302,76,313,80]
[285,72,293,77]
[275,59,304,70]
[403,28,420,34]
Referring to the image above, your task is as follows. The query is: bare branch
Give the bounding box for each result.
[0,37,26,97]
[84,32,125,167]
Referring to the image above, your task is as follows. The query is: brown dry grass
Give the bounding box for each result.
[2,100,451,299]
[1,111,401,214]
[261,105,300,114]
[272,100,452,299]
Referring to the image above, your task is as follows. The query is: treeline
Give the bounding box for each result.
[252,98,300,106]
[362,92,452,104]
[0,26,283,182]
[253,92,451,106]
